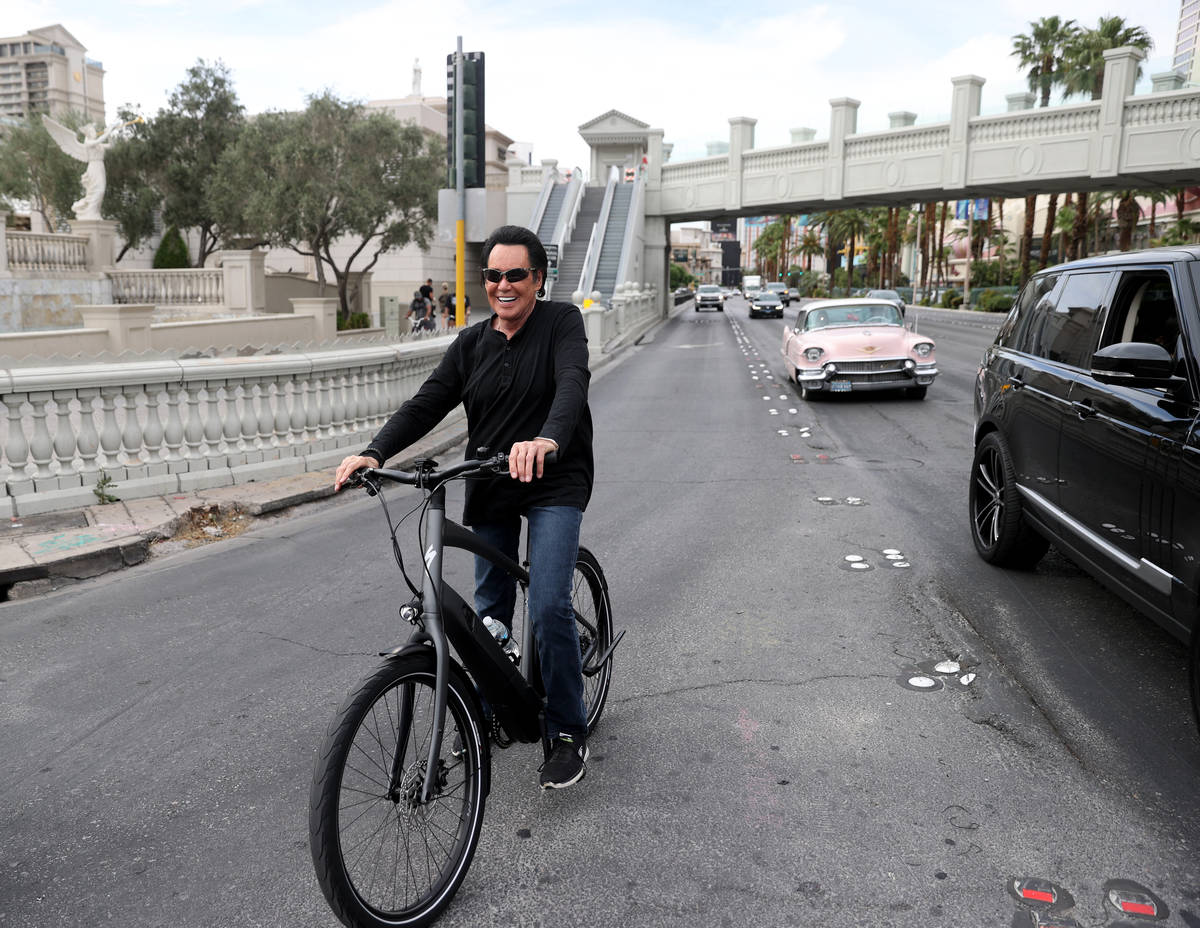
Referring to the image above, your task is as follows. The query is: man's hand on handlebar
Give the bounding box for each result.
[508,438,557,483]
[334,454,378,491]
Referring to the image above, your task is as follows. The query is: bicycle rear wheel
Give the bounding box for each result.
[309,653,488,928]
[573,546,614,733]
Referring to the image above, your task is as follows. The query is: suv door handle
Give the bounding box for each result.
[1072,400,1097,419]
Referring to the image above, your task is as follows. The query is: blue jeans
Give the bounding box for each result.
[472,506,587,740]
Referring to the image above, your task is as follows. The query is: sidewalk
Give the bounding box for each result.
[0,417,470,601]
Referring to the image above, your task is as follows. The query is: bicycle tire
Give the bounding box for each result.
[574,546,614,733]
[310,653,488,928]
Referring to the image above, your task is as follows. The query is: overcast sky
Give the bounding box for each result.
[9,0,1183,177]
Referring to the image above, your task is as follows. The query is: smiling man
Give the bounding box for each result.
[334,224,596,789]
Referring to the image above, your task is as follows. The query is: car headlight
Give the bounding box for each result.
[914,342,933,358]
[804,347,823,362]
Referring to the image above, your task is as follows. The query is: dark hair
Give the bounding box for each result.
[481,225,548,298]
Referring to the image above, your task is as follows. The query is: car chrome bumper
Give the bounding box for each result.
[797,363,938,389]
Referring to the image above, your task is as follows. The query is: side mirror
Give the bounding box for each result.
[1091,341,1174,387]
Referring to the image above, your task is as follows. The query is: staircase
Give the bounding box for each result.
[536,185,566,241]
[554,187,604,297]
[593,184,633,304]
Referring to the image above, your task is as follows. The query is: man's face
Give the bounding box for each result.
[484,244,540,328]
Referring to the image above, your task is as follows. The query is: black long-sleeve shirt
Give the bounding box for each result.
[364,300,594,525]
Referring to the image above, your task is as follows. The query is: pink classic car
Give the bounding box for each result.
[781,298,937,400]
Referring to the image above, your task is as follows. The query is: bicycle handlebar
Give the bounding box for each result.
[348,450,558,491]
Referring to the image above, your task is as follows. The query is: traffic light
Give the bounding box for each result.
[446,50,485,188]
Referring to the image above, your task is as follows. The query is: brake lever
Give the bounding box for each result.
[347,468,380,496]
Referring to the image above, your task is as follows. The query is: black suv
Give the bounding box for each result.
[969,245,1199,730]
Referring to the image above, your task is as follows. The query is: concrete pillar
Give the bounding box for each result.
[642,215,668,317]
[290,297,339,342]
[359,271,374,325]
[727,117,757,211]
[888,111,917,128]
[220,249,266,314]
[790,128,817,144]
[945,75,985,192]
[825,98,860,202]
[1152,71,1186,92]
[78,304,155,353]
[1096,46,1145,177]
[646,129,665,187]
[0,211,9,277]
[1006,92,1036,112]
[540,159,558,182]
[70,218,119,271]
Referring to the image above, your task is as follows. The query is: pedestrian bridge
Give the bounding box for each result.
[509,46,1200,302]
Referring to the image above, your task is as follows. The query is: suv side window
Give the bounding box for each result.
[999,273,1060,352]
[1034,271,1112,368]
[1098,269,1184,370]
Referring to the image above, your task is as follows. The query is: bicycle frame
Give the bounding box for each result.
[389,477,544,803]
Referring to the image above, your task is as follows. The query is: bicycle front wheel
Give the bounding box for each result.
[309,653,488,928]
[574,546,614,733]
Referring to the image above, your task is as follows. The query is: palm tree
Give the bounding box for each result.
[1062,16,1153,101]
[1039,194,1060,269]
[1019,195,1036,284]
[1115,191,1140,251]
[797,228,822,272]
[829,209,872,293]
[1011,17,1078,107]
[1145,188,1168,239]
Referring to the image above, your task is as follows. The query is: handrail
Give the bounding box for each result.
[613,175,645,293]
[528,167,559,233]
[543,168,583,301]
[577,166,619,297]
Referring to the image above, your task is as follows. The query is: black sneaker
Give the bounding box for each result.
[539,735,588,789]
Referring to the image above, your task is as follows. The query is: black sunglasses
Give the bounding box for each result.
[480,267,538,285]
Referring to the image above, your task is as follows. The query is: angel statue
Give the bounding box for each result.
[41,115,142,221]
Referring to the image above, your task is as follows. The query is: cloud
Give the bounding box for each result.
[9,0,1182,183]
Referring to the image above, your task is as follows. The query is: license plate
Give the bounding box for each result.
[831,381,852,392]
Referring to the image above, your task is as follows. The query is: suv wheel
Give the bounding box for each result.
[969,432,1050,569]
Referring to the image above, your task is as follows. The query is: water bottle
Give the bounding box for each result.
[482,616,520,665]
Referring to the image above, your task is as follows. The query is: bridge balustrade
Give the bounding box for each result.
[0,338,453,516]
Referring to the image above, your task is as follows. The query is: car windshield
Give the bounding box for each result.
[868,290,900,301]
[804,304,902,330]
[756,293,781,303]
[698,285,720,293]
[767,283,786,291]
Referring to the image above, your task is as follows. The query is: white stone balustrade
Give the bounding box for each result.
[109,269,224,308]
[6,232,90,271]
[653,47,1200,217]
[578,282,658,363]
[0,337,458,516]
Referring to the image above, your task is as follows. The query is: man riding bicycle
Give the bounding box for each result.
[334,224,595,790]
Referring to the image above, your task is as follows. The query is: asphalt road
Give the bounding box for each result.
[2,298,1197,928]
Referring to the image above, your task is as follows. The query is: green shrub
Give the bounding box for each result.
[337,311,371,331]
[939,289,963,309]
[976,289,1015,312]
[153,225,190,268]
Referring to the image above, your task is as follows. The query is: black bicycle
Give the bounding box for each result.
[309,453,622,928]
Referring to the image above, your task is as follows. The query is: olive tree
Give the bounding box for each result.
[210,92,443,321]
[0,114,85,230]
